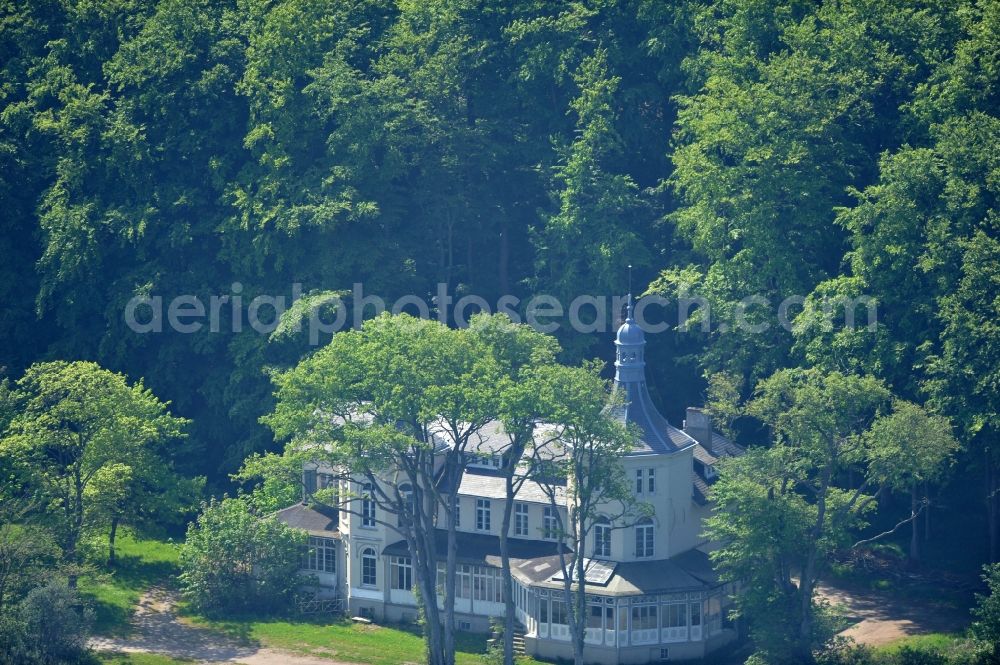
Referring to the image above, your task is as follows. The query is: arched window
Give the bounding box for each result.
[635,517,654,558]
[593,517,612,558]
[361,547,377,587]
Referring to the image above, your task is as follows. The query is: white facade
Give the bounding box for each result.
[277,306,742,663]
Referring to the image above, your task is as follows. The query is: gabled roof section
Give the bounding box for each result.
[691,430,745,504]
[273,502,341,536]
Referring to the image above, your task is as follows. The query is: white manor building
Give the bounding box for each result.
[275,305,743,664]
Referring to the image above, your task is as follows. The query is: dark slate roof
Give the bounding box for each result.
[455,469,564,505]
[534,548,722,596]
[382,528,568,569]
[467,420,514,456]
[612,382,696,456]
[598,548,720,595]
[692,444,718,466]
[382,532,723,597]
[691,431,745,465]
[692,473,710,506]
[513,554,566,584]
[690,430,744,505]
[273,502,341,535]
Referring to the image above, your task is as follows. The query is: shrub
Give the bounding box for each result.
[971,563,1000,662]
[179,497,306,617]
[892,647,948,665]
[0,582,93,665]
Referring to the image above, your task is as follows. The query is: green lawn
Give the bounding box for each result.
[872,632,993,665]
[78,532,181,635]
[875,632,969,655]
[187,615,546,665]
[77,532,545,665]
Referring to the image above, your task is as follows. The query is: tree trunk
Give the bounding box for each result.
[572,542,587,665]
[498,223,510,296]
[413,473,446,665]
[499,476,516,665]
[909,483,920,564]
[798,468,830,664]
[798,552,817,662]
[443,468,459,665]
[68,464,85,589]
[988,452,999,563]
[923,482,931,543]
[466,234,474,290]
[108,515,120,567]
[417,554,445,665]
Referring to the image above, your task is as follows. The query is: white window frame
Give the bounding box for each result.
[361,546,377,587]
[647,468,656,494]
[514,502,528,537]
[476,498,491,532]
[304,536,336,573]
[543,506,558,540]
[390,556,412,591]
[662,602,688,642]
[630,602,658,645]
[635,518,654,558]
[635,468,644,494]
[689,600,703,640]
[593,519,612,558]
[361,482,376,528]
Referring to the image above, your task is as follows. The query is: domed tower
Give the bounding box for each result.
[614,296,646,384]
[613,295,692,455]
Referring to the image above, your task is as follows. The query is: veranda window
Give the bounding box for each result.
[390,556,412,590]
[662,602,688,642]
[630,603,658,644]
[303,536,336,573]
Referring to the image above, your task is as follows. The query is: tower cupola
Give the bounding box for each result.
[614,295,646,384]
[612,294,693,455]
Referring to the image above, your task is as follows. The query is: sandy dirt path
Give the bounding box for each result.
[817,580,970,646]
[89,587,361,665]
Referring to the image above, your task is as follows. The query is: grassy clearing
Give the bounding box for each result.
[186,615,546,665]
[873,632,990,664]
[78,532,181,635]
[875,632,968,654]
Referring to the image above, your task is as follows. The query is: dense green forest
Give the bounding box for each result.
[0,0,997,571]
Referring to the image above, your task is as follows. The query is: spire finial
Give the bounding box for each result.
[626,264,634,320]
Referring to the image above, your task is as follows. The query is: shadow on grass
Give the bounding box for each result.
[81,539,182,636]
[85,650,196,664]
[176,613,259,647]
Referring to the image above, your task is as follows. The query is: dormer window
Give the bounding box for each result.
[705,464,717,480]
[466,453,502,470]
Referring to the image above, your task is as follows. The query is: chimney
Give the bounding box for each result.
[683,407,713,455]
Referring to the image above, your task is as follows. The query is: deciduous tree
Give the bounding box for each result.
[0,361,187,585]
